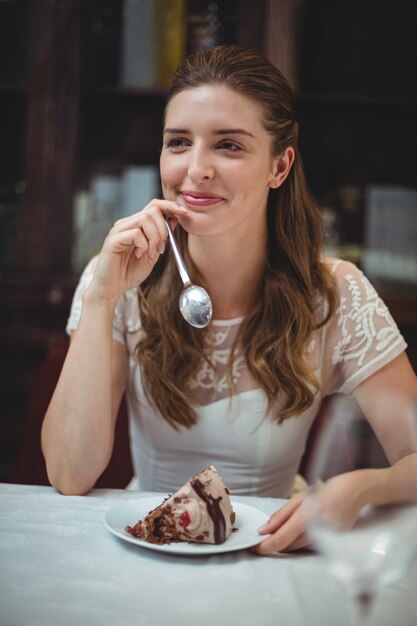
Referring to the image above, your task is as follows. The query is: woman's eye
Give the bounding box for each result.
[166,137,189,149]
[218,141,242,152]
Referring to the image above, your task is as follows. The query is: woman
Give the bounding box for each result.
[42,45,417,555]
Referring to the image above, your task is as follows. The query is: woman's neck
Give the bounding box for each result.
[188,230,267,320]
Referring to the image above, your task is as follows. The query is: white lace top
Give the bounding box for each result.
[67,258,407,497]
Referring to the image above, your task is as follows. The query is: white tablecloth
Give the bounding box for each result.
[0,483,416,626]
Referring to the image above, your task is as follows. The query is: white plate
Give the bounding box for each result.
[104,496,275,556]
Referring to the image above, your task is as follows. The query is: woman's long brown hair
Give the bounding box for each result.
[135,45,337,429]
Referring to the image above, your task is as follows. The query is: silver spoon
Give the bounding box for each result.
[165,218,213,328]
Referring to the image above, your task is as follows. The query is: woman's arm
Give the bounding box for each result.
[41,300,128,495]
[41,199,188,495]
[255,352,417,555]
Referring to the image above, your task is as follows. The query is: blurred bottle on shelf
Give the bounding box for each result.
[155,0,186,88]
[119,165,159,219]
[72,174,120,273]
[320,185,363,265]
[321,205,341,259]
[186,0,238,54]
[120,0,155,88]
[120,0,186,89]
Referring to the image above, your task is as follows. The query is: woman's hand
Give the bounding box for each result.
[254,490,311,554]
[254,472,368,555]
[88,199,188,303]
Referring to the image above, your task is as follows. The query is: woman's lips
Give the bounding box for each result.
[180,191,224,207]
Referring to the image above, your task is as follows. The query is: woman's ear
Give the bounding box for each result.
[268,147,295,189]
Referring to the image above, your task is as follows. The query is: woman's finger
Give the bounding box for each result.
[254,500,307,555]
[139,214,165,258]
[111,200,187,233]
[105,227,146,253]
[257,491,306,535]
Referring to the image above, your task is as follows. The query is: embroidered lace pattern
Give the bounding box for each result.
[186,319,259,406]
[332,271,400,368]
[321,260,406,394]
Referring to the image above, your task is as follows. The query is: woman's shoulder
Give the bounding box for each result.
[321,256,362,278]
[317,257,407,394]
[321,257,371,296]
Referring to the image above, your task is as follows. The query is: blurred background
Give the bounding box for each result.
[0,0,416,484]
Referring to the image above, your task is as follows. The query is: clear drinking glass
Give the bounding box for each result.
[303,394,417,625]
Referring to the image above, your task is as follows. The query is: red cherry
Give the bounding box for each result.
[179,510,191,528]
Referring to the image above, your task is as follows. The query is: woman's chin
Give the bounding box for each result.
[178,212,217,236]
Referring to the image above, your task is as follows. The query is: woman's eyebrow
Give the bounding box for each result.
[163,128,189,134]
[163,127,254,137]
[214,128,255,138]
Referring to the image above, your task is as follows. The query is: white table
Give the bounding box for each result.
[0,483,416,626]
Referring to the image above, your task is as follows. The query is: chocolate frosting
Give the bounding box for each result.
[190,478,226,544]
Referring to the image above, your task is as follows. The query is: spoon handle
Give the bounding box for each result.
[165,218,191,287]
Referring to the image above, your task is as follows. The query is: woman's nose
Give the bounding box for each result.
[187,147,215,182]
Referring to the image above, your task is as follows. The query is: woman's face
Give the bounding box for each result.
[160,85,279,239]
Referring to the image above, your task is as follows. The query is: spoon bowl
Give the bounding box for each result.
[179,284,213,328]
[165,218,213,328]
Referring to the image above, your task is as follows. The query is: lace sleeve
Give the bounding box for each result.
[321,260,407,395]
[65,256,133,347]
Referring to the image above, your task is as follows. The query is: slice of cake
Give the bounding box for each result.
[125,465,236,545]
